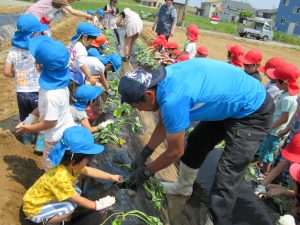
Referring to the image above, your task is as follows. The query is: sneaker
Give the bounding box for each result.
[34,132,45,153]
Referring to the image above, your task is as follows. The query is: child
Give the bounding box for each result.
[164,42,179,57]
[184,24,198,59]
[239,49,263,82]
[87,9,104,29]
[259,57,284,104]
[23,126,123,224]
[226,44,244,67]
[103,0,120,45]
[70,84,114,132]
[16,35,75,171]
[289,163,300,224]
[68,22,100,102]
[3,14,47,146]
[258,62,299,174]
[196,46,208,58]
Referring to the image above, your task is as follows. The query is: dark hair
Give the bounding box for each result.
[61,150,94,166]
[132,85,158,104]
[80,35,97,41]
[277,80,285,84]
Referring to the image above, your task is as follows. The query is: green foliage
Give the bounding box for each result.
[143,177,165,210]
[273,31,300,46]
[239,10,253,18]
[273,196,291,215]
[135,40,160,70]
[100,210,163,225]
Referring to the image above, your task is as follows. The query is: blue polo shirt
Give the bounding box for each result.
[156,58,266,133]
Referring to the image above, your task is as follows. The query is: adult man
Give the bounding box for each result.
[152,0,177,40]
[118,58,275,225]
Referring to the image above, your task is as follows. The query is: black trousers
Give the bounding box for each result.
[181,94,275,225]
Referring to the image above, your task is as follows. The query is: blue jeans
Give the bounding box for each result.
[17,92,39,121]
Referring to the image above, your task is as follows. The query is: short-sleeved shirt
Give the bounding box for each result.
[70,105,88,125]
[68,42,88,84]
[155,4,177,36]
[156,58,266,133]
[184,42,196,59]
[248,71,262,82]
[26,0,52,20]
[6,47,40,92]
[23,165,86,217]
[265,80,282,104]
[85,57,105,75]
[39,87,75,142]
[270,92,298,136]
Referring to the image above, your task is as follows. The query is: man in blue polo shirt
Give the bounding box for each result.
[118,58,274,225]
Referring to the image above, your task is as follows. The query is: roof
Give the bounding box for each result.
[224,0,255,11]
[256,9,278,14]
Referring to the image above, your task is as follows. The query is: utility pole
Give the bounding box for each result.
[181,0,190,27]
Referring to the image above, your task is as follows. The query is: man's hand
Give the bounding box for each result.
[128,167,153,189]
[131,145,154,171]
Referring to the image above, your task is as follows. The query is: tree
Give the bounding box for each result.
[239,10,253,19]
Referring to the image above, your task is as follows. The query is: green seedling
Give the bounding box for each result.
[100,210,163,225]
[143,177,165,210]
[114,163,132,171]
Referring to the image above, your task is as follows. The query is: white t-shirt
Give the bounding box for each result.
[69,42,88,82]
[6,47,40,92]
[185,42,196,59]
[85,57,105,75]
[39,87,75,142]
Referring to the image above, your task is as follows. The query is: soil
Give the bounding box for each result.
[1,6,300,224]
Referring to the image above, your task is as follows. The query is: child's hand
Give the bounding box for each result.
[16,124,32,134]
[111,174,123,183]
[88,76,97,86]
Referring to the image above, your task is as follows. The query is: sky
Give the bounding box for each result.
[188,0,281,9]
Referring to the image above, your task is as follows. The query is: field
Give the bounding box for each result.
[1,3,300,225]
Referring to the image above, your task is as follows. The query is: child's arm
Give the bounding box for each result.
[16,120,57,134]
[3,62,13,77]
[83,166,123,183]
[80,65,97,86]
[71,194,96,210]
[99,73,110,91]
[266,186,295,198]
[80,118,99,133]
[271,112,289,130]
[261,159,290,186]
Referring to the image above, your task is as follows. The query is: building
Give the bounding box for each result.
[220,0,255,22]
[197,0,223,18]
[275,0,300,35]
[256,9,277,19]
[140,0,164,8]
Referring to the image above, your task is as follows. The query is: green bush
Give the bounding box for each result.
[273,31,300,46]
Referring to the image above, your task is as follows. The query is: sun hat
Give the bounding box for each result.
[29,35,70,90]
[118,67,166,104]
[97,9,104,18]
[73,85,102,111]
[176,53,190,62]
[109,53,122,72]
[258,57,285,73]
[227,44,244,67]
[49,126,104,166]
[197,46,208,56]
[87,9,96,15]
[282,133,300,163]
[290,163,300,183]
[71,22,101,43]
[153,35,167,47]
[172,49,180,56]
[91,35,108,47]
[164,42,179,49]
[88,52,121,72]
[187,24,199,42]
[239,49,262,65]
[12,14,48,50]
[266,62,300,95]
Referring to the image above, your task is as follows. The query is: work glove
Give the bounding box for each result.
[128,166,153,190]
[254,184,266,197]
[106,89,115,96]
[97,119,114,130]
[95,195,116,211]
[131,145,154,171]
[278,215,296,225]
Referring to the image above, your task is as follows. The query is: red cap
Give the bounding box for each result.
[187,24,199,42]
[258,57,285,73]
[282,133,300,163]
[153,35,167,47]
[197,46,208,56]
[266,62,300,95]
[239,49,263,65]
[176,53,189,62]
[289,163,300,183]
[91,35,107,47]
[172,49,180,56]
[227,44,244,67]
[164,42,179,49]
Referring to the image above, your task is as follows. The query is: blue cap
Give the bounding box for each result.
[87,9,96,15]
[118,67,166,104]
[88,52,121,73]
[49,126,105,166]
[29,35,70,90]
[97,9,104,18]
[73,85,102,111]
[88,47,102,58]
[71,22,101,43]
[109,53,122,72]
[12,14,48,50]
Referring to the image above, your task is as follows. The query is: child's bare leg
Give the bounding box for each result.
[47,211,73,224]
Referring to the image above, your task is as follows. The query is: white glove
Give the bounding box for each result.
[95,195,116,211]
[278,215,296,225]
[93,16,99,26]
[106,89,115,96]
[23,114,38,125]
[254,184,266,197]
[97,119,114,130]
